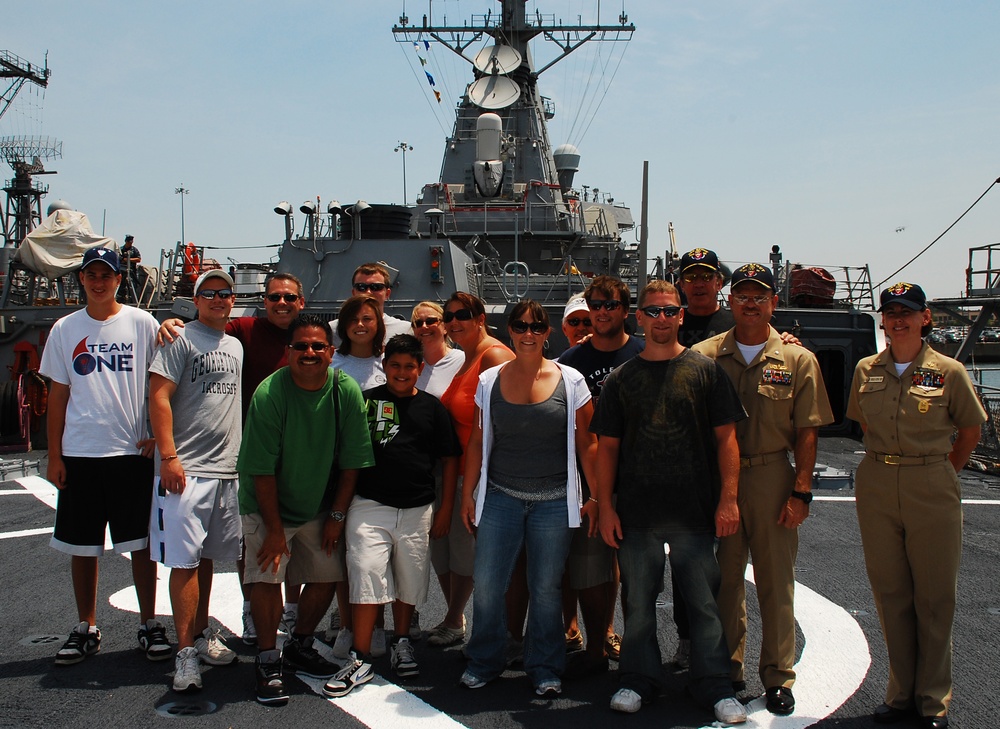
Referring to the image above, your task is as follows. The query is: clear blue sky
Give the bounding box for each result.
[4,1,999,299]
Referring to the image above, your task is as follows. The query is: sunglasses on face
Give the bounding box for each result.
[682,272,716,283]
[289,341,330,352]
[510,320,548,335]
[588,299,622,311]
[640,305,682,319]
[443,308,475,323]
[197,289,234,300]
[731,294,773,306]
[266,293,300,303]
[413,317,441,328]
[565,317,592,328]
[353,282,387,293]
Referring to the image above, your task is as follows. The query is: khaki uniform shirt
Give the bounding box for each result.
[694,326,834,454]
[847,342,986,456]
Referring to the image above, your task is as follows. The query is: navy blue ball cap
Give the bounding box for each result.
[81,246,120,272]
[680,248,721,273]
[730,262,775,291]
[878,282,926,312]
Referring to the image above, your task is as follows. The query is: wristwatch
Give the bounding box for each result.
[329,510,346,522]
[789,490,813,504]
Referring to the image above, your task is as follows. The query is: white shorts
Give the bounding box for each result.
[150,476,242,569]
[346,496,433,606]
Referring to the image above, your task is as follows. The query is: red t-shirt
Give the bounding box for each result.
[225,316,289,421]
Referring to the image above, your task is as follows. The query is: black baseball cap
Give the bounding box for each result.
[878,282,926,312]
[730,263,775,291]
[680,248,721,274]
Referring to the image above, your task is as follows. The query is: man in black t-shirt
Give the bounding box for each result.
[592,280,748,725]
[677,247,734,348]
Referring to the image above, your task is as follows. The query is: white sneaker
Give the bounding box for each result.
[370,627,387,657]
[322,652,373,698]
[173,646,202,692]
[610,687,643,713]
[242,608,257,645]
[714,697,748,724]
[279,606,297,635]
[672,638,691,668]
[332,627,354,659]
[195,628,237,666]
[391,637,419,677]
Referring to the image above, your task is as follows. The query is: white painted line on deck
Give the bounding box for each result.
[814,495,1000,505]
[0,527,51,540]
[14,475,59,509]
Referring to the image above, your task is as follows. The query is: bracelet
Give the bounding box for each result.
[588,497,598,504]
[161,455,178,462]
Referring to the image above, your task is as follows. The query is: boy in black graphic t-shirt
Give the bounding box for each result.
[343,334,461,681]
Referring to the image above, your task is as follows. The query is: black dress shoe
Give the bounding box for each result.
[921,716,948,729]
[765,686,795,715]
[872,703,912,724]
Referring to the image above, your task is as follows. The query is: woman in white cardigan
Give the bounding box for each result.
[459,300,598,698]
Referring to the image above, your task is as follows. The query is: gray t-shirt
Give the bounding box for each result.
[149,320,243,478]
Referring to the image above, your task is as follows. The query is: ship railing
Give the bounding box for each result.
[720,259,875,310]
[964,242,1000,297]
[969,380,1000,474]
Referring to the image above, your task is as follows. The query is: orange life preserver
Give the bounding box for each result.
[183,243,201,283]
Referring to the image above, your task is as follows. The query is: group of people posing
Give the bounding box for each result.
[42,246,982,729]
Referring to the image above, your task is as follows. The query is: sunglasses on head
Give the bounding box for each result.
[197,289,233,300]
[413,316,441,328]
[266,293,300,303]
[565,317,591,328]
[289,341,330,352]
[510,320,548,335]
[443,309,475,323]
[587,299,622,311]
[640,305,682,319]
[353,282,387,293]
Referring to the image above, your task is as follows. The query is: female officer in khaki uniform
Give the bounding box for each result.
[847,282,986,729]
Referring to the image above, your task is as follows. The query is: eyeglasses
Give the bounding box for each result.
[587,299,623,311]
[413,317,441,328]
[731,294,773,306]
[443,309,475,323]
[197,289,234,300]
[510,320,548,335]
[640,305,682,319]
[266,293,300,303]
[682,272,716,283]
[353,282,388,293]
[289,341,330,352]
[565,317,592,328]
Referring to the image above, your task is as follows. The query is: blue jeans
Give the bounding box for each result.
[617,526,733,707]
[465,489,574,686]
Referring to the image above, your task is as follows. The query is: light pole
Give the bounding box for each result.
[175,184,189,244]
[394,141,413,204]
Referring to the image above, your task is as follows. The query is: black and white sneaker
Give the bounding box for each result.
[322,652,374,698]
[255,655,289,706]
[55,622,101,665]
[283,636,340,678]
[138,619,173,662]
[391,637,419,677]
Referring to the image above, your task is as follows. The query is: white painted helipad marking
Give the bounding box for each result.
[813,495,1000,505]
[14,475,58,508]
[0,526,51,540]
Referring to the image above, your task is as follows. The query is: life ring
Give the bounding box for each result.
[183,243,201,283]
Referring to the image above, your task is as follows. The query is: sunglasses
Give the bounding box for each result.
[510,320,548,335]
[587,299,622,311]
[353,282,387,293]
[266,293,300,303]
[413,317,441,328]
[197,289,234,300]
[731,294,773,306]
[682,272,716,283]
[289,341,331,352]
[565,317,592,328]
[640,305,682,319]
[443,309,475,323]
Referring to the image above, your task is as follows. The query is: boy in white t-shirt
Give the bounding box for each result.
[40,247,167,666]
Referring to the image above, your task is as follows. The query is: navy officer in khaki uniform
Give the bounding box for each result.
[847,282,985,729]
[694,263,833,716]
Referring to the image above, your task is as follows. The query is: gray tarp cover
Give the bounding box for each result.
[14,209,118,279]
